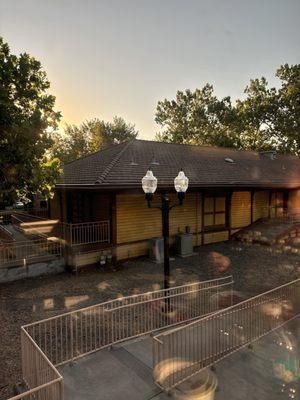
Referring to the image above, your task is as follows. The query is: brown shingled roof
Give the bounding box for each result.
[57,139,300,189]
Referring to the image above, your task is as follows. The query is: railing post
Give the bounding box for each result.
[59,378,64,400]
[70,314,74,362]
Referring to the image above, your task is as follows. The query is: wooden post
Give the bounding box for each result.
[110,193,117,262]
[250,190,254,224]
[268,190,272,218]
[227,191,233,237]
[201,192,205,245]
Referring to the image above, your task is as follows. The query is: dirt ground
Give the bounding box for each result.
[1,240,299,399]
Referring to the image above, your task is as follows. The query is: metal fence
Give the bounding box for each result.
[0,238,62,267]
[24,276,233,366]
[8,328,63,400]
[262,206,300,224]
[0,210,25,225]
[11,213,47,231]
[153,278,300,391]
[29,276,232,367]
[61,220,110,246]
[8,276,232,400]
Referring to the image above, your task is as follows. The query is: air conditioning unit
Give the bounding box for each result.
[149,237,164,263]
[175,233,194,257]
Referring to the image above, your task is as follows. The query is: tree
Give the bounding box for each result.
[156,84,242,148]
[0,37,61,205]
[53,117,138,164]
[272,64,300,153]
[155,64,300,154]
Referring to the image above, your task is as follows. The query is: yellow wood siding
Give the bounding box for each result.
[253,191,269,221]
[231,191,251,228]
[116,193,201,243]
[116,194,161,244]
[116,241,149,260]
[204,231,229,244]
[74,251,101,267]
[116,193,201,260]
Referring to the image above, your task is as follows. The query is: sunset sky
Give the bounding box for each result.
[0,0,299,139]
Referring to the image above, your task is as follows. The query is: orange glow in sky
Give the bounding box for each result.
[1,0,299,139]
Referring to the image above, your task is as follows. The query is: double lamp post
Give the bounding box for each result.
[141,168,189,290]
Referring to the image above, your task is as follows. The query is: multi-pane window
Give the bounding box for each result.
[204,196,226,228]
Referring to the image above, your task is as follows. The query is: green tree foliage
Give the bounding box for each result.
[53,117,138,164]
[155,64,300,154]
[0,37,61,205]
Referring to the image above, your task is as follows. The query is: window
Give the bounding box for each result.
[204,196,227,229]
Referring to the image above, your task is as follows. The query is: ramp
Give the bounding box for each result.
[153,278,300,391]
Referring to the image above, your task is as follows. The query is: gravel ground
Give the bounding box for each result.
[1,240,300,399]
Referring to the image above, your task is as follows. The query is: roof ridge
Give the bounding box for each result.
[135,138,293,157]
[95,139,133,184]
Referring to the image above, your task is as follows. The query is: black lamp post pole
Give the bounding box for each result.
[161,193,170,290]
[145,190,185,291]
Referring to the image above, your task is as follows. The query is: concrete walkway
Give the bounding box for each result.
[5,224,30,242]
[60,337,168,400]
[59,317,300,400]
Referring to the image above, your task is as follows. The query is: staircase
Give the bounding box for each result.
[234,220,300,255]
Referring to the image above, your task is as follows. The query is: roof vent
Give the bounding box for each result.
[150,156,160,166]
[130,158,138,166]
[259,150,277,160]
[224,157,235,164]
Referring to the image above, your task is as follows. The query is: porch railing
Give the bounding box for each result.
[61,220,110,246]
[8,276,233,400]
[0,238,62,267]
[152,278,300,391]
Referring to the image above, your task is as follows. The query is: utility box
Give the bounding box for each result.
[149,237,164,263]
[175,233,194,257]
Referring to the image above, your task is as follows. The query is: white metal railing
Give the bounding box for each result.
[0,210,29,225]
[8,328,63,400]
[11,213,47,228]
[8,276,233,400]
[153,278,300,391]
[61,220,110,246]
[11,213,59,240]
[262,206,300,224]
[0,238,61,267]
[24,276,233,366]
[26,208,49,219]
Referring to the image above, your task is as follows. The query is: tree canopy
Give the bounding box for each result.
[53,117,138,164]
[0,37,61,205]
[155,64,300,154]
